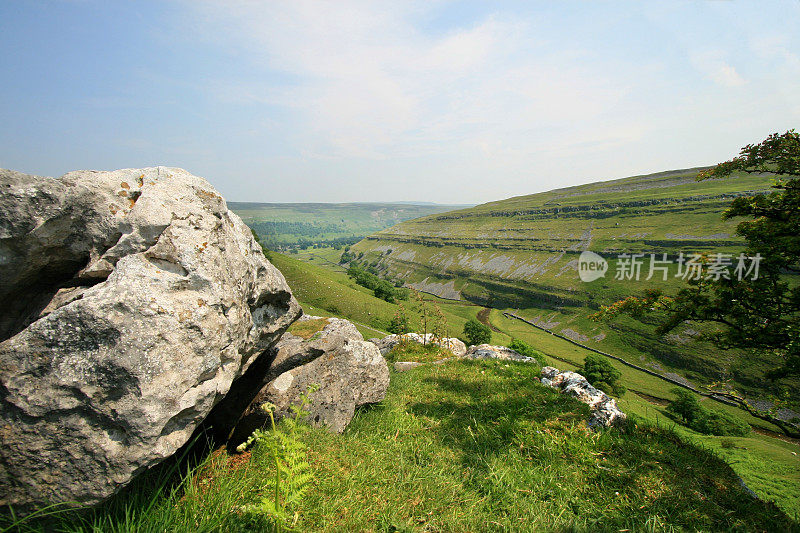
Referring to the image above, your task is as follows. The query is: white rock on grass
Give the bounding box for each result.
[372,333,467,357]
[463,344,537,363]
[540,366,627,429]
[234,317,389,436]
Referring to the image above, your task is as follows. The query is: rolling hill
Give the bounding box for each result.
[349,168,798,406]
[229,202,470,250]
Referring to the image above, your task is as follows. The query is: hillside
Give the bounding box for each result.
[11,353,796,531]
[349,168,798,409]
[266,250,800,516]
[229,202,469,251]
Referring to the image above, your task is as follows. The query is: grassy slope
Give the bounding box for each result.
[274,250,799,516]
[270,251,511,345]
[349,168,798,403]
[16,357,795,532]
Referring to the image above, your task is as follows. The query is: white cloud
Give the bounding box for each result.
[690,50,746,87]
[185,1,641,162]
[168,1,799,203]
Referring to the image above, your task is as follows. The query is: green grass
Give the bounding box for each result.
[384,341,453,363]
[272,246,800,515]
[11,356,796,531]
[271,251,501,345]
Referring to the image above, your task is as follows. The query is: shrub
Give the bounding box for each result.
[463,319,491,346]
[666,388,751,436]
[693,410,751,437]
[666,388,704,423]
[508,339,545,365]
[581,354,625,396]
[374,280,397,303]
[388,305,410,335]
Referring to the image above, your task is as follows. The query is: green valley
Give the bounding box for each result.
[230,202,469,251]
[348,168,800,415]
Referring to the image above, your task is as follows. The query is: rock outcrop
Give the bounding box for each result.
[234,317,389,436]
[371,333,467,357]
[463,344,536,363]
[0,167,301,509]
[540,366,627,429]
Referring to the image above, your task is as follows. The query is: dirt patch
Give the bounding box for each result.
[630,389,671,407]
[477,308,502,332]
[752,427,800,446]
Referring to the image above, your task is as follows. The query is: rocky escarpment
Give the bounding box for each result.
[0,167,302,510]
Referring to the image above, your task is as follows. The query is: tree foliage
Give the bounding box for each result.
[463,319,491,346]
[666,388,750,437]
[593,130,800,436]
[581,354,626,396]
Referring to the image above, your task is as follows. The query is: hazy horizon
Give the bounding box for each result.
[1,1,798,204]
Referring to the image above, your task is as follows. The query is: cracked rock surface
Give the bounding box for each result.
[234,317,389,437]
[540,366,627,429]
[0,167,300,509]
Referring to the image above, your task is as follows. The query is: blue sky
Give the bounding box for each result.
[1,1,798,204]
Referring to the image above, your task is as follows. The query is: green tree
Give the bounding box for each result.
[594,130,800,436]
[581,354,625,396]
[373,280,397,303]
[463,319,491,346]
[666,388,703,424]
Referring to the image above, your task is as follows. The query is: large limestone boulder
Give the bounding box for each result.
[0,167,300,509]
[372,333,467,357]
[234,317,389,437]
[540,366,627,429]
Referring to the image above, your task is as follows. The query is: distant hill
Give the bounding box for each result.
[350,168,798,403]
[229,201,469,250]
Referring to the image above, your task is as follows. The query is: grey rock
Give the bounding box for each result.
[0,167,300,510]
[394,361,424,372]
[540,366,627,429]
[237,318,389,435]
[298,315,363,340]
[372,333,466,357]
[463,344,536,363]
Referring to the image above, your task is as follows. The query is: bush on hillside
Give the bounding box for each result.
[374,280,397,303]
[581,354,626,396]
[387,306,410,335]
[508,339,545,365]
[666,388,703,423]
[694,409,751,437]
[463,319,491,346]
[666,388,750,436]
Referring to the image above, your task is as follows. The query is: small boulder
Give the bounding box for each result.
[540,366,627,429]
[235,318,389,436]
